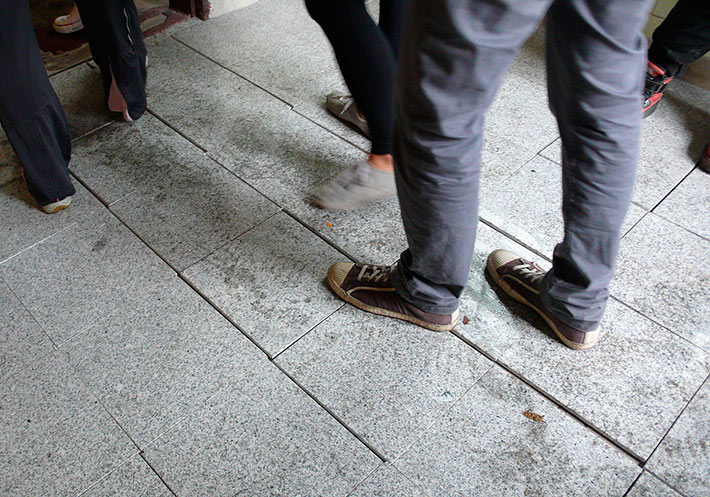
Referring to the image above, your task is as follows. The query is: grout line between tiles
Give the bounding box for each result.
[621,471,645,497]
[1,274,61,350]
[478,216,553,262]
[643,468,693,497]
[643,372,709,470]
[450,330,647,465]
[74,450,144,497]
[271,360,388,462]
[290,107,370,154]
[71,120,118,143]
[648,164,698,214]
[271,302,346,361]
[145,108,208,152]
[139,452,180,497]
[170,35,295,109]
[281,207,362,263]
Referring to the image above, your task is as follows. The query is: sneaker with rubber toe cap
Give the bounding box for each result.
[327,262,459,332]
[486,249,600,350]
[41,195,72,214]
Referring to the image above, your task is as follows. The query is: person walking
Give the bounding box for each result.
[326,0,653,350]
[306,0,408,211]
[643,0,710,116]
[1,0,75,213]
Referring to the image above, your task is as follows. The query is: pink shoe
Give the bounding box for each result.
[53,5,83,34]
[108,67,133,122]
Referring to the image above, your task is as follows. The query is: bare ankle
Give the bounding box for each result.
[368,154,394,173]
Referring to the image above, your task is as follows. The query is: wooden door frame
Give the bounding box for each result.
[169,0,211,20]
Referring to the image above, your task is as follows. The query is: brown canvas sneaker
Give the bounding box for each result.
[486,249,600,350]
[327,262,459,332]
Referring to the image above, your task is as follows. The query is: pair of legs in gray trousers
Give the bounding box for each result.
[390,0,653,331]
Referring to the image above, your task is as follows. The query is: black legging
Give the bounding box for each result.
[306,0,408,155]
[649,0,710,77]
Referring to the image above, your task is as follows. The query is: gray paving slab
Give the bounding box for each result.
[145,36,362,207]
[500,298,709,459]
[479,155,647,258]
[183,212,344,356]
[143,361,380,496]
[626,472,683,497]
[654,168,710,240]
[612,213,710,351]
[50,63,113,139]
[0,210,174,346]
[648,378,710,497]
[0,352,136,496]
[0,179,103,263]
[82,455,171,497]
[276,306,493,459]
[71,114,281,270]
[455,222,551,360]
[0,279,53,383]
[62,275,266,446]
[394,367,640,497]
[634,80,708,210]
[173,0,344,109]
[348,463,429,497]
[286,194,406,265]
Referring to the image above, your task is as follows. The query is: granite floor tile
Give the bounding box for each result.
[634,80,709,210]
[0,179,103,263]
[50,63,113,139]
[143,361,380,496]
[0,279,53,382]
[0,352,136,496]
[183,212,344,356]
[146,36,362,207]
[648,377,710,497]
[173,0,345,109]
[286,194,406,265]
[71,114,281,269]
[612,213,710,351]
[276,306,493,459]
[455,222,551,360]
[653,168,710,240]
[82,455,171,497]
[500,298,709,459]
[626,472,683,497]
[0,210,174,346]
[348,463,429,497]
[62,276,266,446]
[394,367,640,497]
[479,155,647,258]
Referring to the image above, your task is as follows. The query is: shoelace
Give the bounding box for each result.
[357,264,392,283]
[511,262,546,285]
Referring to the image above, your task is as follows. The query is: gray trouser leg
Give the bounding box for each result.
[540,0,651,331]
[391,0,651,330]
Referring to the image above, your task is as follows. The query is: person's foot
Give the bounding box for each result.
[312,160,396,211]
[327,262,459,332]
[53,4,83,34]
[326,93,370,137]
[643,60,673,118]
[41,196,72,214]
[698,143,710,173]
[108,68,133,122]
[486,249,600,350]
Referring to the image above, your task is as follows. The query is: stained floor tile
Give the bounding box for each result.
[143,361,380,496]
[183,212,344,356]
[394,367,640,497]
[276,306,493,459]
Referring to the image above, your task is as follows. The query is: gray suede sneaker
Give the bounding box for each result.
[486,249,600,350]
[327,262,459,332]
[312,160,396,211]
[326,92,370,138]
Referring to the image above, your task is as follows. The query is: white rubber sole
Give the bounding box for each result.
[326,266,458,332]
[486,257,599,351]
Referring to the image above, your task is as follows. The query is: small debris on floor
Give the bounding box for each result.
[523,410,545,423]
[463,315,470,325]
